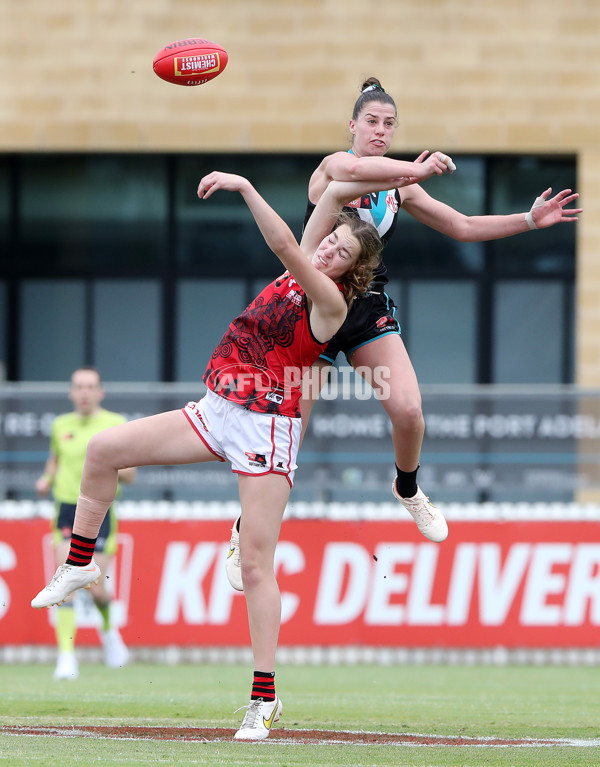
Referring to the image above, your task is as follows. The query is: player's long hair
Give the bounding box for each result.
[335,212,383,305]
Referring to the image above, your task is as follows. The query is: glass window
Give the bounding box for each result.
[407,280,477,383]
[493,281,564,383]
[2,152,577,385]
[19,280,86,380]
[174,154,317,278]
[93,281,162,381]
[176,279,247,381]
[387,156,486,275]
[0,161,10,272]
[18,155,169,275]
[488,157,576,275]
[0,281,6,379]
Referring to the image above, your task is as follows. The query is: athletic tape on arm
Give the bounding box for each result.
[525,195,545,230]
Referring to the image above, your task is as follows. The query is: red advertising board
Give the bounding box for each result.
[2,518,600,647]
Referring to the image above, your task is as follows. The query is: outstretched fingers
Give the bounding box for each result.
[555,189,583,219]
[557,191,580,205]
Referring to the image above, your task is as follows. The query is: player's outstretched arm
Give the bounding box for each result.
[400,184,582,242]
[197,171,346,324]
[300,177,393,257]
[309,150,455,203]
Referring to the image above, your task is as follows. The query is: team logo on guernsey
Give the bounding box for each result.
[245,452,267,467]
[346,194,376,210]
[286,289,303,306]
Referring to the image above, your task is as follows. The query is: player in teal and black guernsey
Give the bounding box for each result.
[303,179,401,292]
[299,76,580,545]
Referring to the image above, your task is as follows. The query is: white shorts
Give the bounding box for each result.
[183,390,301,486]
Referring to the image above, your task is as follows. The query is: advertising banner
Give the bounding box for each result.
[2,517,599,648]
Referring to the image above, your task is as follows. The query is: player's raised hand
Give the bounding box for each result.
[397,150,456,188]
[197,172,250,199]
[528,188,582,229]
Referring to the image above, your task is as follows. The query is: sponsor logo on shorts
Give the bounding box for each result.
[186,402,208,430]
[376,316,393,330]
[245,452,267,467]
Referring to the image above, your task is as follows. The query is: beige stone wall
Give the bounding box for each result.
[2,0,599,385]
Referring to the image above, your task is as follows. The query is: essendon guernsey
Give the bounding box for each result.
[203,272,332,417]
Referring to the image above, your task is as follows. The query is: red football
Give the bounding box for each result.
[153,38,228,86]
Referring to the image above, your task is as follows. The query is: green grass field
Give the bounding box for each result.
[0,662,598,766]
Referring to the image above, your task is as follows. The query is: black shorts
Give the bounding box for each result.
[321,291,401,364]
[53,502,114,553]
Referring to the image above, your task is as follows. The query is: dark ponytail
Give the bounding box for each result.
[352,77,397,120]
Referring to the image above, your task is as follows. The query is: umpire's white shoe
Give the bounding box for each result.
[392,482,448,542]
[31,561,101,609]
[225,517,243,592]
[101,628,129,669]
[53,651,79,680]
[234,696,282,741]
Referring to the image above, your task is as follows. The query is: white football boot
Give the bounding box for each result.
[234,696,282,741]
[31,561,101,609]
[392,482,448,542]
[225,517,243,592]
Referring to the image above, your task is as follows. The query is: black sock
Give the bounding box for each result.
[251,670,275,701]
[65,533,97,566]
[395,465,419,499]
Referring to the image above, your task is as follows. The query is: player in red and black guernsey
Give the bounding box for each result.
[297,76,580,546]
[32,170,395,741]
[219,85,456,602]
[204,270,342,418]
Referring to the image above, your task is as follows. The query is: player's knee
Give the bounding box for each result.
[240,550,273,591]
[388,396,424,433]
[85,431,115,469]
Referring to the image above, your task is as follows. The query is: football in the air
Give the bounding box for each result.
[153,38,228,86]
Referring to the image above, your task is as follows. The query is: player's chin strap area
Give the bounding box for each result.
[525,195,546,230]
